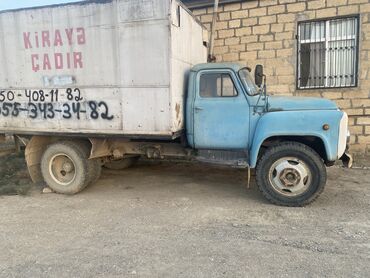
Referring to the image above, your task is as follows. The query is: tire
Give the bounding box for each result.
[74,141,102,184]
[41,141,91,195]
[256,142,327,207]
[104,156,139,170]
[90,159,102,183]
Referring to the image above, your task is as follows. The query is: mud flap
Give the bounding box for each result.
[25,136,52,183]
[340,152,353,168]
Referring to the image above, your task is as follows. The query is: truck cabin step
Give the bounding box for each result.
[196,149,249,168]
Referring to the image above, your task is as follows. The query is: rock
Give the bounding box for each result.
[42,187,53,194]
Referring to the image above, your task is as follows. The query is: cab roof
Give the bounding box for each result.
[191,62,245,72]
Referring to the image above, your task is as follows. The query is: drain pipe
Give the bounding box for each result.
[208,0,219,62]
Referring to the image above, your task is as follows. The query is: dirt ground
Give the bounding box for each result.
[0,153,369,277]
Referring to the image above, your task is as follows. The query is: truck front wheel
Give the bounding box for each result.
[256,142,327,207]
[41,141,91,195]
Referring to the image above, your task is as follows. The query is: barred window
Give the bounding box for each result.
[297,16,359,89]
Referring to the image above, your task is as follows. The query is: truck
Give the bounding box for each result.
[0,0,351,206]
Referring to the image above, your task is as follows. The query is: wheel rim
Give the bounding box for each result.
[268,157,312,197]
[49,153,77,186]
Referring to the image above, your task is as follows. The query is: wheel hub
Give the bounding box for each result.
[62,162,74,173]
[279,168,301,187]
[268,157,312,197]
[49,154,77,186]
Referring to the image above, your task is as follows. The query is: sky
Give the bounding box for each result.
[0,0,80,11]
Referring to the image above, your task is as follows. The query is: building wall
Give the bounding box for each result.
[191,0,370,157]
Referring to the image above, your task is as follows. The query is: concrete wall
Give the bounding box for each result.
[191,0,370,157]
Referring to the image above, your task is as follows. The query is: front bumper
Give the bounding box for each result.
[340,143,353,168]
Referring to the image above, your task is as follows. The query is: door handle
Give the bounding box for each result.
[195,106,203,111]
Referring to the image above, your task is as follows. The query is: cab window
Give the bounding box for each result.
[199,73,237,98]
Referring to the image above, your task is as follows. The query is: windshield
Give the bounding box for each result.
[238,68,260,96]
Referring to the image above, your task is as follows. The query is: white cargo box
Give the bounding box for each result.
[0,0,207,138]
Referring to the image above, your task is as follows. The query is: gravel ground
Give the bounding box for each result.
[0,157,369,277]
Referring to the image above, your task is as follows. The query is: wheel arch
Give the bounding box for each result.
[250,135,330,168]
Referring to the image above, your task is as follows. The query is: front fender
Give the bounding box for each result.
[249,110,343,168]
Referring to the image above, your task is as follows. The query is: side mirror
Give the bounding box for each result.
[255,64,264,87]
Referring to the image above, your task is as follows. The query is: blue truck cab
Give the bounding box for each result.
[186,62,351,206]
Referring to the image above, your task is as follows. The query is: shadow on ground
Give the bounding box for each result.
[0,152,32,195]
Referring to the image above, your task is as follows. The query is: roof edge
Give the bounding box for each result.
[182,0,242,9]
[0,0,112,14]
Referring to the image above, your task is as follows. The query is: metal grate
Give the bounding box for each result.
[297,16,359,89]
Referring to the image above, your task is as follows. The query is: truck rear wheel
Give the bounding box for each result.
[41,141,91,195]
[256,142,327,207]
[89,159,102,183]
[74,141,102,184]
[104,157,139,170]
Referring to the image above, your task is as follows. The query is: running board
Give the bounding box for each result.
[195,149,249,168]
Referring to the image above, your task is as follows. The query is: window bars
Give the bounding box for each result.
[297,16,359,89]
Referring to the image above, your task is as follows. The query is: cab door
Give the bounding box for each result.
[193,70,250,149]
